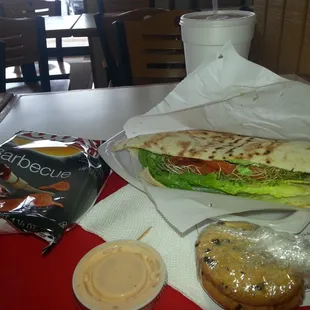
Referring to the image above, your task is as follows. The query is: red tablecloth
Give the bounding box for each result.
[0,173,200,310]
[0,173,309,310]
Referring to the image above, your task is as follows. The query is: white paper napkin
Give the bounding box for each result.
[79,185,310,309]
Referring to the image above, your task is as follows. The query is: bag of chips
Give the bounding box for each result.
[0,131,110,253]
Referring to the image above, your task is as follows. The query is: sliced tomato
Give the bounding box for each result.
[169,157,236,175]
[169,156,267,180]
[206,160,236,175]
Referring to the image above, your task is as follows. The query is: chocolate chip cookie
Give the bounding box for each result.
[196,221,303,307]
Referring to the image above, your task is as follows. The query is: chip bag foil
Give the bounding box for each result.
[0,131,110,253]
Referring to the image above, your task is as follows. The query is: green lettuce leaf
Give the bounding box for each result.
[138,149,310,207]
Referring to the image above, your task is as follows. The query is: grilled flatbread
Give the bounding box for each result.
[113,130,310,173]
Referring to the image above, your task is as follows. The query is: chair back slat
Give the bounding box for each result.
[137,68,185,79]
[143,39,184,50]
[119,10,191,84]
[6,45,25,64]
[144,53,185,64]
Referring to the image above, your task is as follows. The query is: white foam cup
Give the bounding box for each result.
[180,10,256,74]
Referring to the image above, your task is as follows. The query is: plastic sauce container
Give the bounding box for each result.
[73,240,167,310]
[180,10,256,74]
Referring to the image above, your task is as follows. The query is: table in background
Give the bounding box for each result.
[44,15,81,37]
[45,13,115,88]
[71,13,97,36]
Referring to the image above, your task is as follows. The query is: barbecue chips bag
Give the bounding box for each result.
[0,131,110,253]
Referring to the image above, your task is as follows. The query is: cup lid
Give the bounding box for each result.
[180,10,256,28]
[72,240,166,310]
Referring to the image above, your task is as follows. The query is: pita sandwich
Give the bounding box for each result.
[113,130,310,207]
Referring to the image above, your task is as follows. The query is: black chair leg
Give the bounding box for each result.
[36,17,51,92]
[56,38,64,63]
[97,0,104,13]
[39,57,51,92]
[21,63,37,82]
[40,76,51,92]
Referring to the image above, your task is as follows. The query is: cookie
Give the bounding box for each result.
[201,276,303,310]
[196,221,303,306]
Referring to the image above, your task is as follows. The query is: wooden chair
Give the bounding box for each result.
[0,0,70,88]
[114,10,192,86]
[95,7,168,86]
[98,0,153,13]
[0,0,64,63]
[0,16,51,92]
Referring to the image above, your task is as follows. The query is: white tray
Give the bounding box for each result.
[100,131,310,234]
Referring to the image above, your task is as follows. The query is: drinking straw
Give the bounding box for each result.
[212,0,218,17]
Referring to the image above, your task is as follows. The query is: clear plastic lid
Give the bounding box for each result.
[73,240,167,310]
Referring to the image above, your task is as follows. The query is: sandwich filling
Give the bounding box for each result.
[139,150,310,206]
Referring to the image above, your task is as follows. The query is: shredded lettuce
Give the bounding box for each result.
[236,166,253,176]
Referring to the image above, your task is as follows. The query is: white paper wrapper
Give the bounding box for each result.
[121,42,310,232]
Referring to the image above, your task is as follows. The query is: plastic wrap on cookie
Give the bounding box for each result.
[195,221,307,308]
[247,226,310,276]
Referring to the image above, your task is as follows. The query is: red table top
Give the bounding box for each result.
[0,173,309,310]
